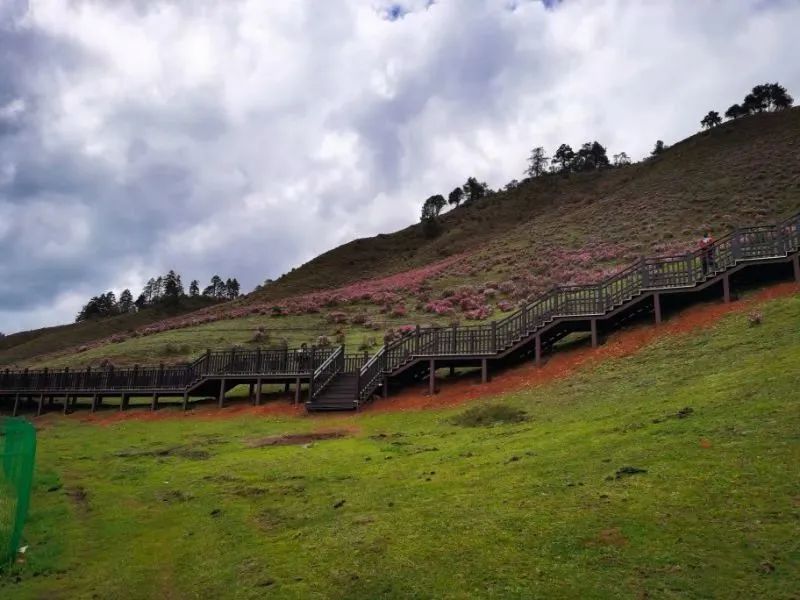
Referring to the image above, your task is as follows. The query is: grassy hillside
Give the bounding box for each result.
[0,298,218,368]
[4,290,799,598]
[257,107,800,301]
[3,108,799,370]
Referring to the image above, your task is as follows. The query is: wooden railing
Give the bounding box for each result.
[310,346,344,401]
[358,347,386,403]
[373,210,800,378]
[2,210,799,403]
[0,346,337,393]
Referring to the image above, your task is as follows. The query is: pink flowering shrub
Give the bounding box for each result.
[424,300,455,315]
[465,306,494,321]
[497,300,514,312]
[389,305,407,318]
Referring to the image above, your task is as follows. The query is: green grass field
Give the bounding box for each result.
[3,292,799,599]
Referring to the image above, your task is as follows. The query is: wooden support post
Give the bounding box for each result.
[535,334,542,367]
[793,254,800,284]
[13,393,20,417]
[654,293,662,325]
[428,359,436,395]
[119,394,126,412]
[248,382,254,404]
[37,393,44,416]
[63,395,70,416]
[294,377,301,405]
[481,359,488,384]
[590,319,598,349]
[182,392,189,411]
[382,375,389,398]
[122,394,130,412]
[151,393,158,412]
[218,379,226,408]
[91,394,99,413]
[722,274,731,303]
[449,365,455,377]
[255,378,262,406]
[284,382,290,393]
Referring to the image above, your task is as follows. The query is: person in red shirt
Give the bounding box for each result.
[700,230,714,274]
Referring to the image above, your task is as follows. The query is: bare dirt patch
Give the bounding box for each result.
[66,486,90,513]
[590,527,629,547]
[247,430,348,448]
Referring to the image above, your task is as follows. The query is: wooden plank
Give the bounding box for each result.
[13,393,20,417]
[218,378,226,408]
[591,319,598,349]
[535,334,542,367]
[182,392,189,411]
[429,359,436,395]
[151,393,158,412]
[481,359,488,384]
[294,377,301,405]
[37,393,44,417]
[723,274,731,303]
[255,378,262,406]
[793,253,800,283]
[654,293,662,325]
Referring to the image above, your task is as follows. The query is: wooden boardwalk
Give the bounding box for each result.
[2,211,799,415]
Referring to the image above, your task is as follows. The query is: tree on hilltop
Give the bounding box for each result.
[767,82,793,110]
[462,177,489,204]
[613,152,631,167]
[162,270,184,304]
[225,278,241,300]
[701,110,722,129]
[188,279,200,297]
[118,289,134,313]
[203,275,225,299]
[651,140,667,157]
[420,194,446,238]
[447,187,464,208]
[572,141,610,172]
[525,146,549,178]
[552,143,574,174]
[725,103,746,120]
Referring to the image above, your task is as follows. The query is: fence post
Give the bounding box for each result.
[205,349,211,374]
[640,258,650,289]
[256,347,262,373]
[731,229,741,261]
[415,325,421,354]
[452,323,458,353]
[491,321,497,352]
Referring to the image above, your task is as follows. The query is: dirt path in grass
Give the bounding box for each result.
[362,282,799,413]
[77,282,798,424]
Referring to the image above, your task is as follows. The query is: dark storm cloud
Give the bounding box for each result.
[1,0,799,333]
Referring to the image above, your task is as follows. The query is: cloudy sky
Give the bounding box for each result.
[1,0,799,334]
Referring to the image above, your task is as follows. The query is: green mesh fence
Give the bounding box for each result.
[0,418,36,565]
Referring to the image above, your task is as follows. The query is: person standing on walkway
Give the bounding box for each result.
[700,230,714,274]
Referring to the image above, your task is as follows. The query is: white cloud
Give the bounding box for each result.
[1,0,800,333]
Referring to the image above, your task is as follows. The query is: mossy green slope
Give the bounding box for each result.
[4,291,799,599]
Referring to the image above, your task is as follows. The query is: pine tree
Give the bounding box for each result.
[525,146,549,178]
[189,280,200,297]
[118,289,134,313]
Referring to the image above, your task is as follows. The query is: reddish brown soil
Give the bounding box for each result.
[247,430,348,447]
[83,398,304,426]
[78,282,798,424]
[363,282,799,413]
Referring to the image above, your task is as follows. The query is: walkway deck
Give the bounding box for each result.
[2,211,798,415]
